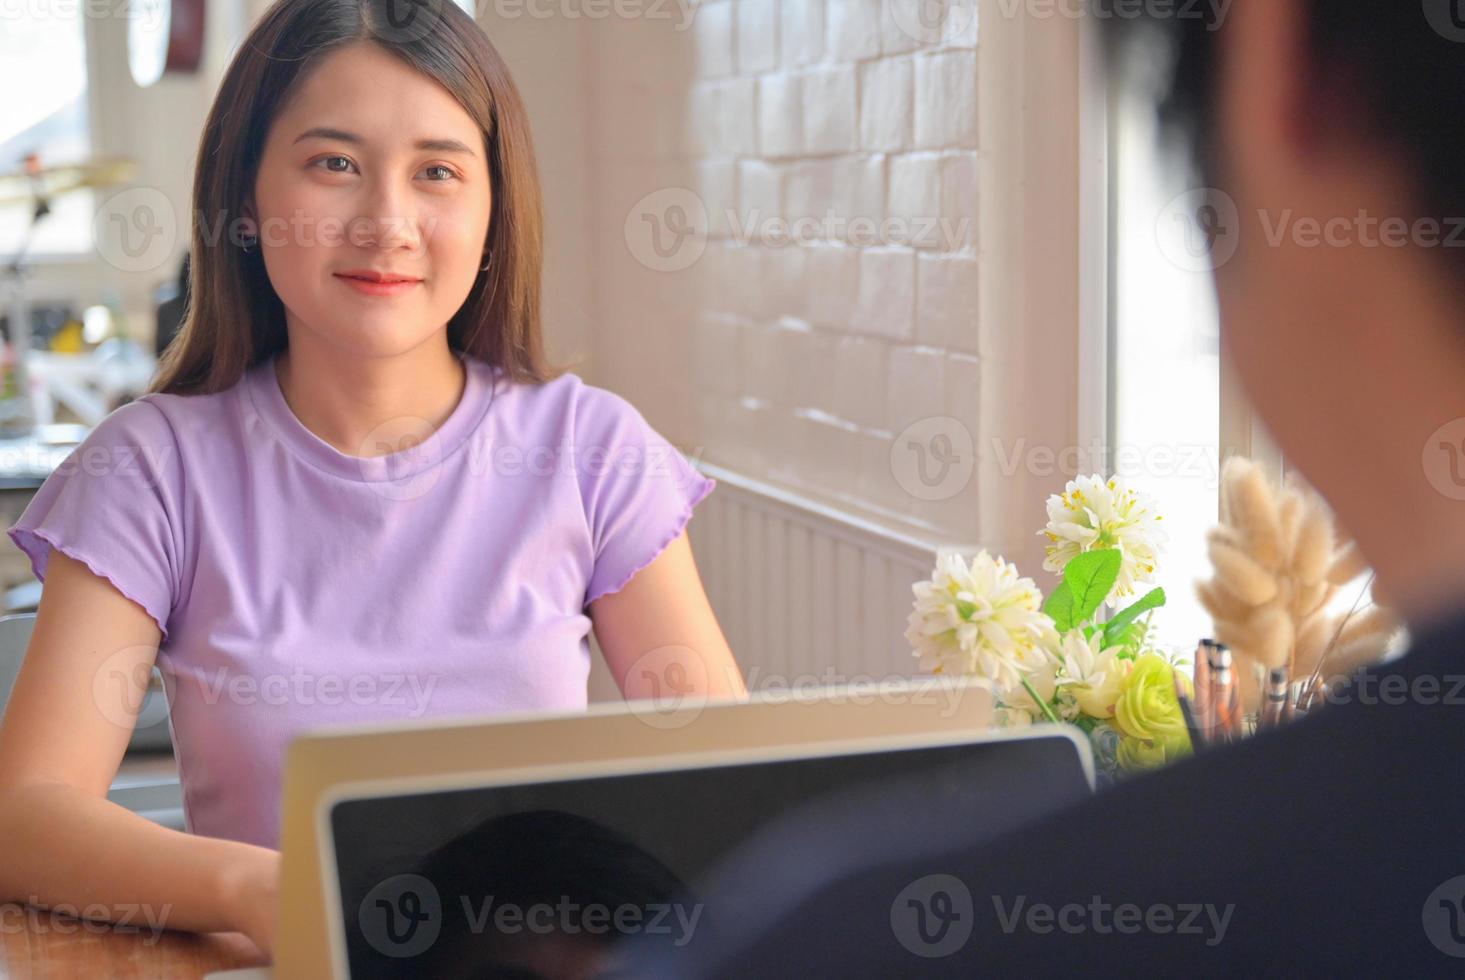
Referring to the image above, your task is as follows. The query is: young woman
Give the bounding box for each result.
[0,0,744,958]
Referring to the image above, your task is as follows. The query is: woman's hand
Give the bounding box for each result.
[223,846,282,960]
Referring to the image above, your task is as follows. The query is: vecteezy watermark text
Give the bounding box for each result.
[891,875,1234,958]
[995,0,1233,28]
[357,875,703,958]
[991,894,1234,946]
[0,899,173,945]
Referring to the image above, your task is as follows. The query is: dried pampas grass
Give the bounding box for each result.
[1196,457,1400,711]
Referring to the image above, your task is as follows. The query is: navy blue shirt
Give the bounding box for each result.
[618,606,1465,977]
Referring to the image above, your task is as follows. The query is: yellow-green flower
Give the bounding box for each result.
[1116,733,1190,773]
[1113,654,1187,740]
[1112,653,1194,772]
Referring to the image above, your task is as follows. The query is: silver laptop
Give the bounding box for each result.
[206,679,1090,978]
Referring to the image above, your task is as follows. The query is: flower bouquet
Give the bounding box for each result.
[905,475,1191,785]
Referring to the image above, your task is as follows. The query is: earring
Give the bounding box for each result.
[240,230,258,254]
[480,250,492,272]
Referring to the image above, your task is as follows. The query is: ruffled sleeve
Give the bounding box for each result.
[575,384,716,608]
[6,399,182,639]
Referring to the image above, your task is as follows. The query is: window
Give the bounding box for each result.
[1105,76,1366,653]
[1108,85,1222,651]
[0,9,94,257]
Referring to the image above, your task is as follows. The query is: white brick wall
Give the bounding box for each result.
[859,56,912,151]
[587,0,985,539]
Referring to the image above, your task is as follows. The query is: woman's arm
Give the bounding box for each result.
[0,550,280,953]
[588,530,748,702]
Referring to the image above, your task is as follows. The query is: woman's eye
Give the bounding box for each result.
[317,155,355,174]
[311,157,457,182]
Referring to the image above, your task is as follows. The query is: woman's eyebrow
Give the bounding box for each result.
[292,126,476,156]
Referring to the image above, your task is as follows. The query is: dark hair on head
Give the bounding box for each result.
[397,809,695,979]
[1101,1,1465,239]
[151,0,566,396]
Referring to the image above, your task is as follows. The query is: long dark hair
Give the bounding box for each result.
[151,0,566,395]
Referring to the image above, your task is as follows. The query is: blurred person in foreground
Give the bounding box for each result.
[615,1,1465,975]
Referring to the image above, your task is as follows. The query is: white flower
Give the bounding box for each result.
[905,550,1058,690]
[1001,653,1058,715]
[1050,628,1129,719]
[1039,474,1168,606]
[1052,628,1124,685]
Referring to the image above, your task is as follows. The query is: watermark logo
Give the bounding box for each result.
[359,873,444,958]
[0,899,172,944]
[91,644,162,731]
[490,0,696,29]
[93,187,176,274]
[1423,875,1465,957]
[625,188,708,273]
[992,894,1233,945]
[1423,0,1465,42]
[888,0,976,45]
[371,0,455,43]
[460,895,703,943]
[741,669,974,719]
[993,0,1231,27]
[1156,187,1240,273]
[1314,671,1465,708]
[891,874,974,958]
[990,436,1218,488]
[193,666,442,716]
[0,1,168,28]
[53,439,174,487]
[356,415,447,501]
[1423,418,1465,501]
[130,0,171,50]
[624,644,713,729]
[890,417,975,502]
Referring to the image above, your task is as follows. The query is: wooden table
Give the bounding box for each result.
[0,906,266,979]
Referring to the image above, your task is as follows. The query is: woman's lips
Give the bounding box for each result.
[334,274,422,297]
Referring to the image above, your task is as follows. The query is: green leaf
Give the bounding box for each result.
[1042,582,1076,632]
[1109,624,1142,654]
[1102,588,1167,646]
[1062,549,1123,624]
[1072,714,1101,735]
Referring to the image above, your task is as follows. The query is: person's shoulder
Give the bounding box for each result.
[115,370,254,444]
[58,396,204,493]
[491,365,646,438]
[572,377,648,430]
[79,395,180,452]
[490,363,587,402]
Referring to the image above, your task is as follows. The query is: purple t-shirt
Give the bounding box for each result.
[6,352,715,848]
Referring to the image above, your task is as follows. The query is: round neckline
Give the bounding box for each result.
[244,351,498,483]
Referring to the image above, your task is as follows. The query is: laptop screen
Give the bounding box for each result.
[327,732,1090,979]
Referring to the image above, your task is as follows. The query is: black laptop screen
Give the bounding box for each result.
[328,732,1090,979]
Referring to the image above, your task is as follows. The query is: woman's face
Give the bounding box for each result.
[247,42,492,359]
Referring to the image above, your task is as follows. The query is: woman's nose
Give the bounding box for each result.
[350,180,423,252]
